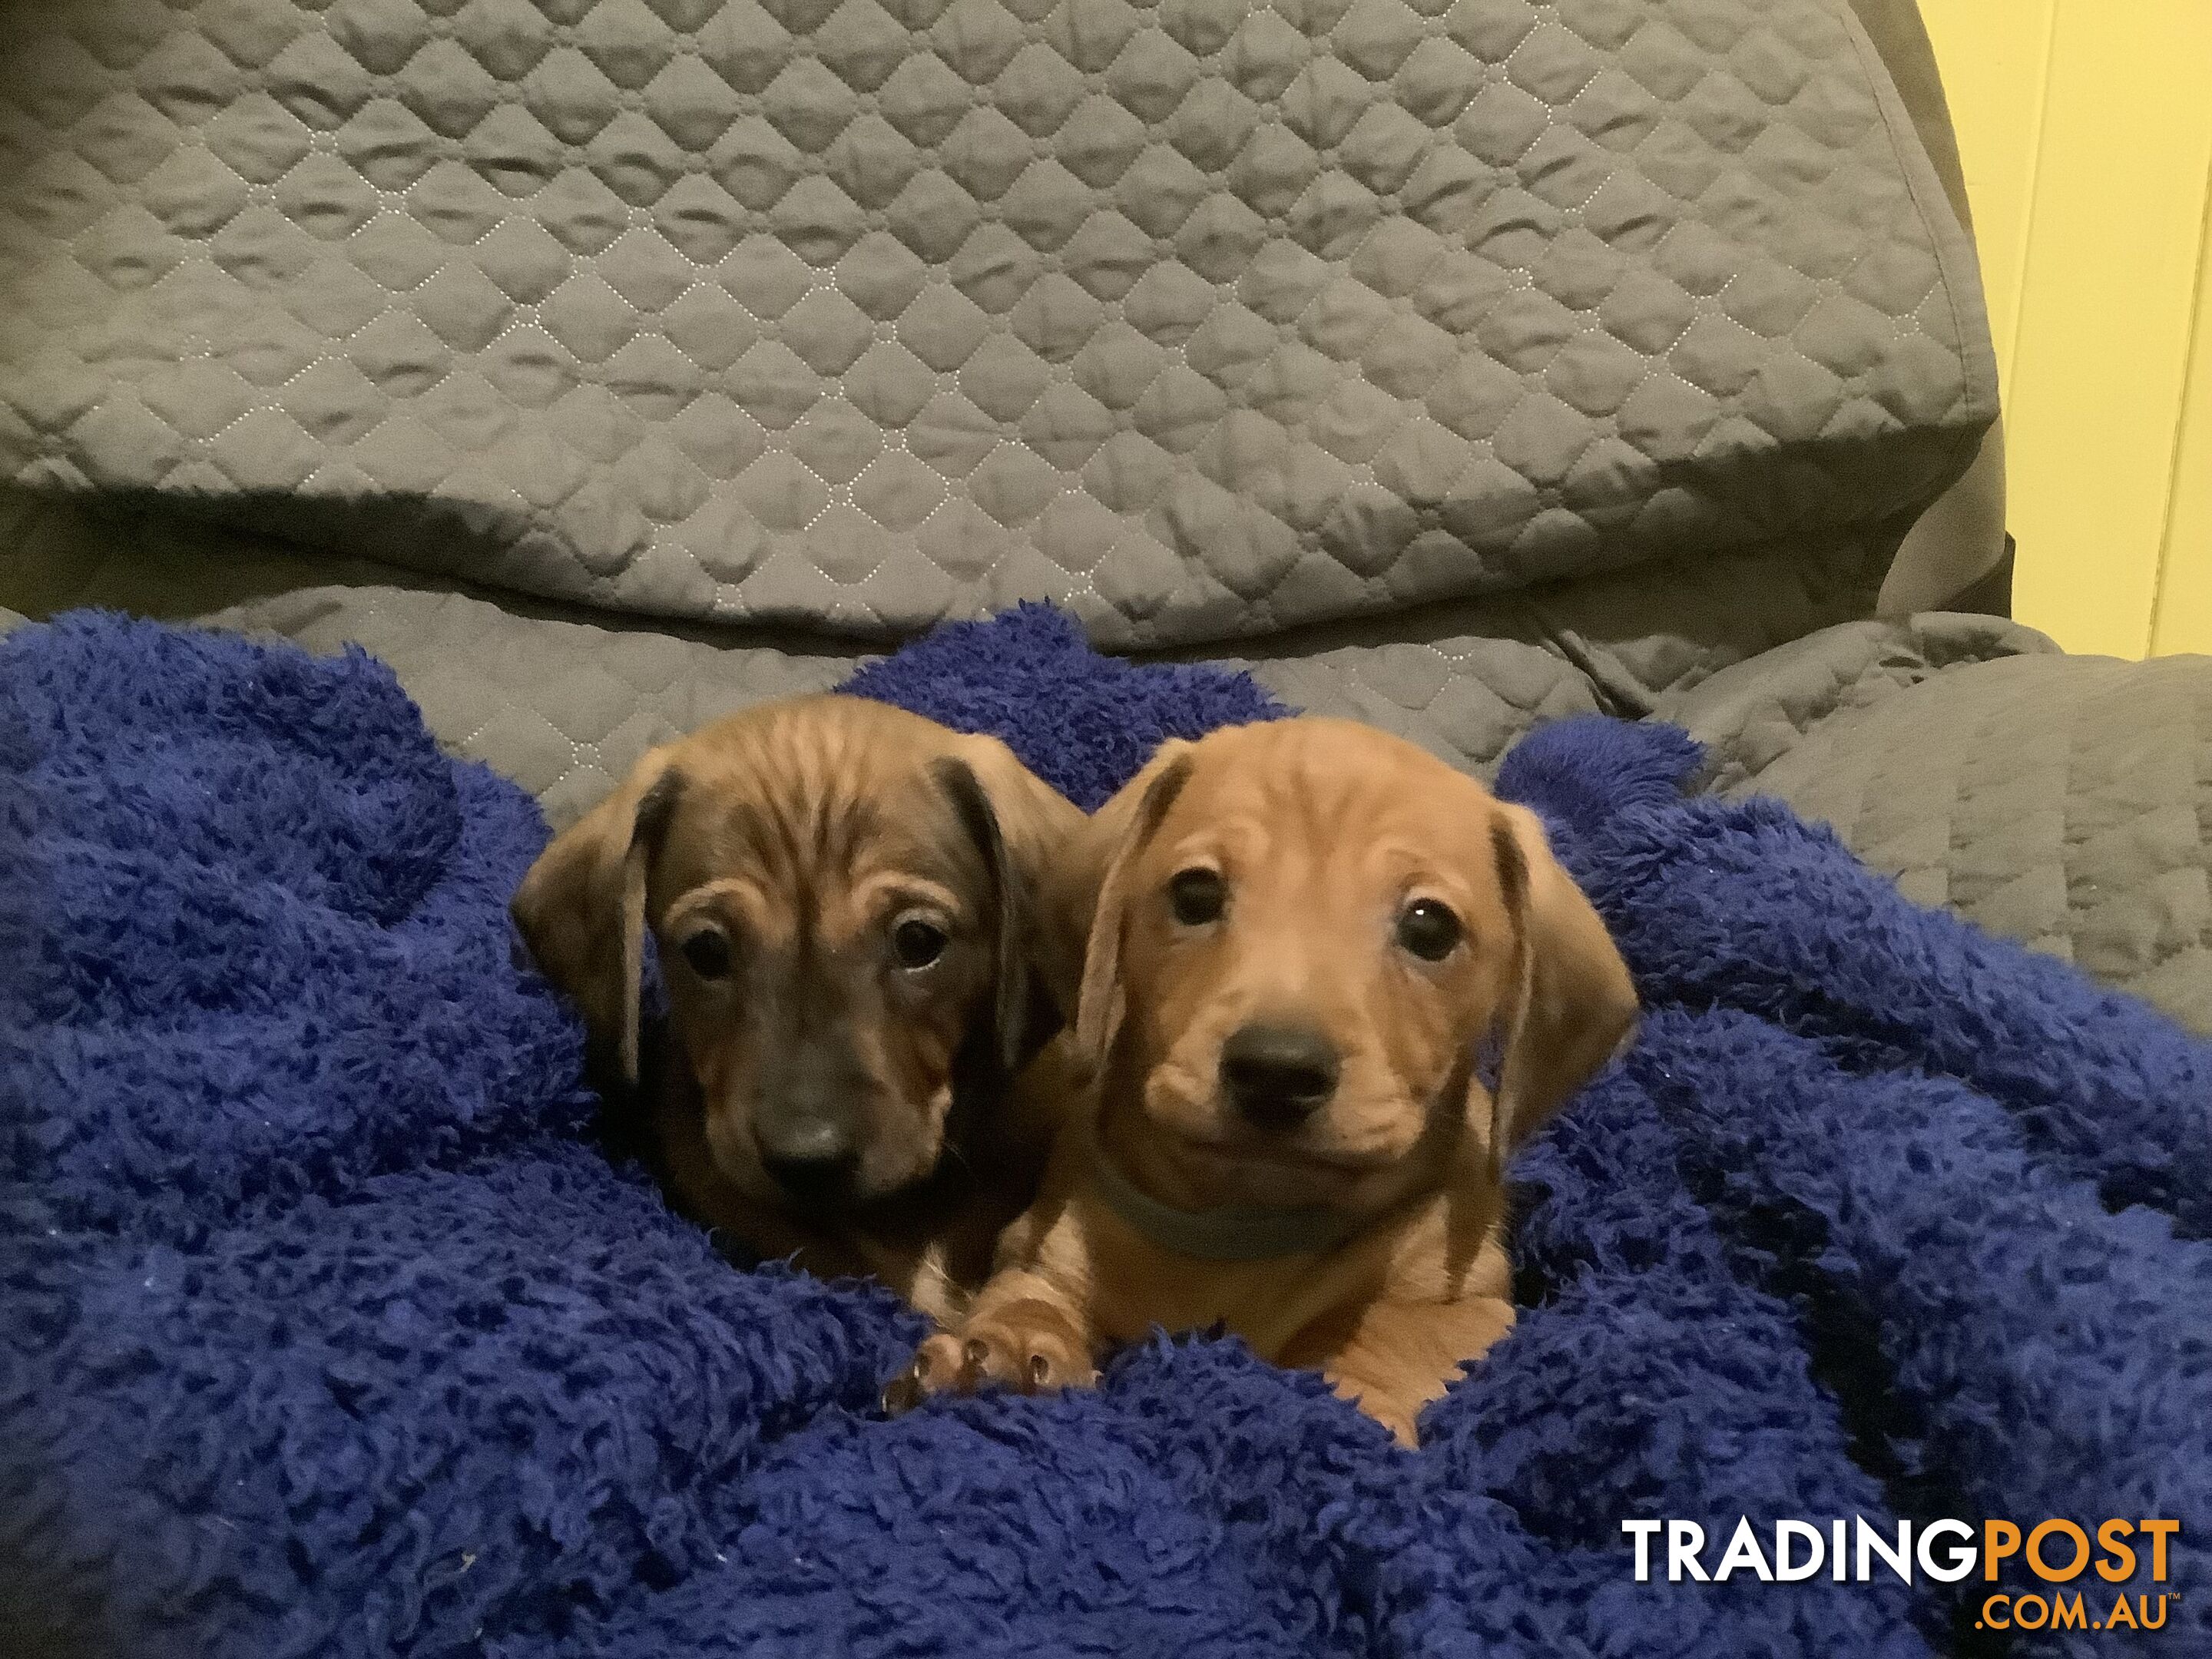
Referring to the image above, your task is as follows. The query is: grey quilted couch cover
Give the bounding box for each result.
[2,0,1992,645]
[1,0,2207,1031]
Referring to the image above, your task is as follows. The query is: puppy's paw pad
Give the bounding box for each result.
[890,1306,1095,1406]
[880,1373,920,1415]
[1019,1350,1096,1392]
[966,1301,1094,1396]
[882,1333,969,1409]
[919,1331,976,1391]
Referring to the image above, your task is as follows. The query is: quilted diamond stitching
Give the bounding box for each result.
[1770,658,2212,1033]
[0,0,1992,648]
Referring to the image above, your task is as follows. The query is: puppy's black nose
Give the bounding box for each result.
[759,1116,860,1204]
[1220,1022,1339,1128]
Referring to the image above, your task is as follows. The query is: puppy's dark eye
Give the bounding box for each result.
[1168,867,1226,926]
[1396,899,1462,962]
[892,917,947,971]
[681,928,732,980]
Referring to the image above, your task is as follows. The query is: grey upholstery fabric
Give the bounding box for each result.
[0,485,851,827]
[1669,621,2212,1034]
[1844,0,2008,616]
[1659,610,2058,791]
[1207,508,1908,714]
[1230,635,1601,773]
[0,483,1589,821]
[1,0,1994,648]
[0,475,1922,807]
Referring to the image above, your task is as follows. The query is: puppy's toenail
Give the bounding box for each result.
[1028,1353,1051,1387]
[964,1338,989,1368]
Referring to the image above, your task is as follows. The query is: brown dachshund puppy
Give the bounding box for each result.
[892,717,1637,1444]
[511,695,1084,1322]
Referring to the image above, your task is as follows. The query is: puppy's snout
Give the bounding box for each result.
[756,1042,866,1204]
[759,1114,860,1204]
[1219,1022,1339,1129]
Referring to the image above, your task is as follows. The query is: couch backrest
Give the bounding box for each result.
[0,0,1995,650]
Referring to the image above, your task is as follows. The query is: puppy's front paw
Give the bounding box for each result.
[959,1303,1098,1394]
[884,1300,1096,1410]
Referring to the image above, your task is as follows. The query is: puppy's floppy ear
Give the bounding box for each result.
[510,757,685,1086]
[1487,802,1637,1162]
[938,737,1085,1072]
[1071,741,1196,1067]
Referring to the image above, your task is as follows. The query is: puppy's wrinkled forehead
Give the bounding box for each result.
[1151,720,1509,898]
[651,706,979,916]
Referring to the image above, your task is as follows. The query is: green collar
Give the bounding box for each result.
[1086,1151,1366,1262]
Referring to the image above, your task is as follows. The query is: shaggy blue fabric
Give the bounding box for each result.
[839,602,1290,810]
[4,610,2207,1659]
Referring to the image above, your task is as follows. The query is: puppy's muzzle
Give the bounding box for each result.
[756,1041,867,1205]
[1219,1021,1339,1129]
[760,1118,859,1205]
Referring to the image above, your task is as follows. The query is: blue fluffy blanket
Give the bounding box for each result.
[5,608,2207,1659]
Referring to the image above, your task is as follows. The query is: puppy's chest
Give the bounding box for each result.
[1048,1188,1517,1366]
[1075,1214,1390,1363]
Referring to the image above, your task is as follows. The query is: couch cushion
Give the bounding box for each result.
[0,0,1993,649]
[0,486,1594,825]
[1668,623,2212,1033]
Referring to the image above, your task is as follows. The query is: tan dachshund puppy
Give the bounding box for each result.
[511,695,1084,1322]
[891,718,1637,1444]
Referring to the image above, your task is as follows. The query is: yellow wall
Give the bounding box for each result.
[1920,0,2212,657]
